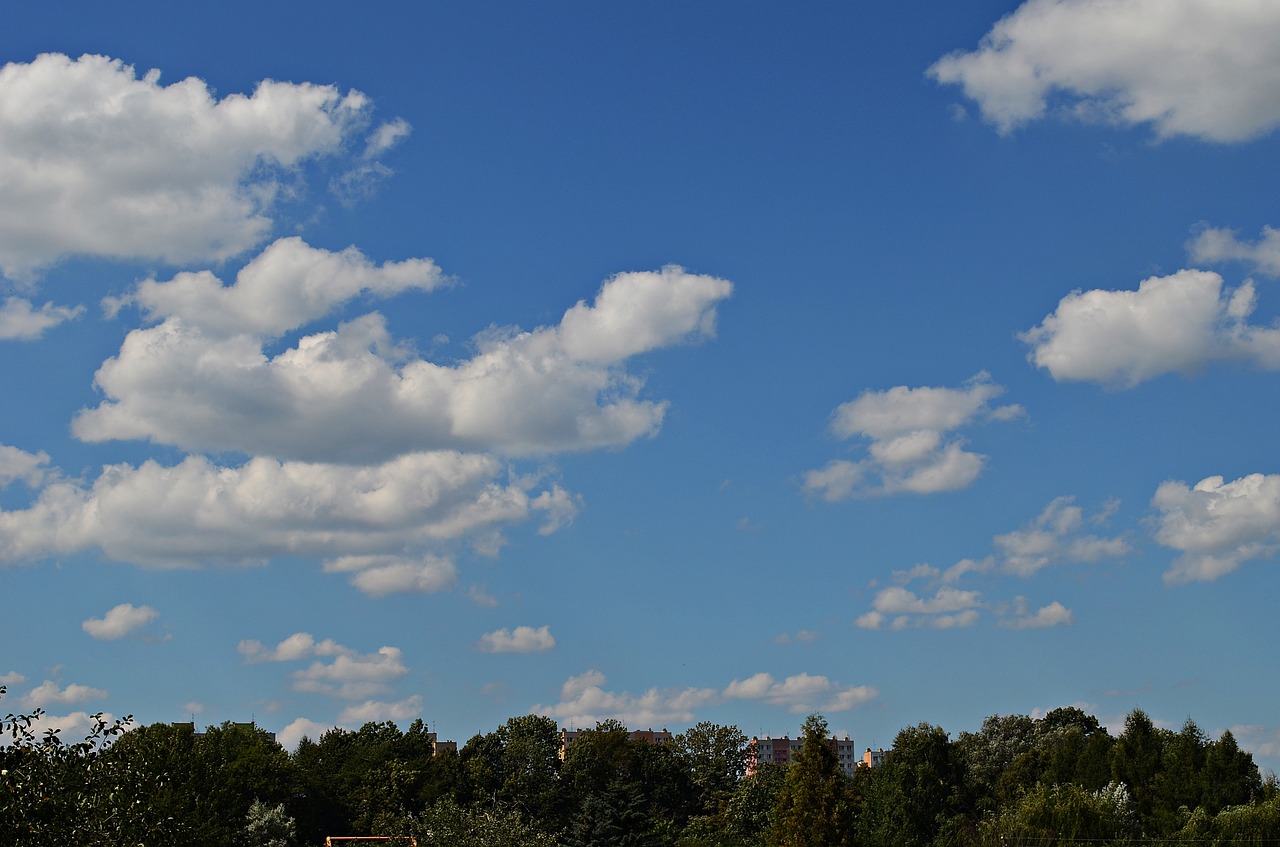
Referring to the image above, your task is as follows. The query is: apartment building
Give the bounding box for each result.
[746,734,860,777]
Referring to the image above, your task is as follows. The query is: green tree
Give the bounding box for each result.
[1110,709,1164,829]
[1037,707,1113,790]
[187,720,298,846]
[980,780,1139,846]
[719,761,786,846]
[377,796,557,847]
[956,713,1037,814]
[245,798,297,847]
[0,687,182,845]
[767,713,854,847]
[1203,729,1261,810]
[674,721,749,818]
[460,713,564,828]
[1150,718,1208,835]
[858,722,966,847]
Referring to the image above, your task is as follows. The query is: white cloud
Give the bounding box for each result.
[362,118,412,160]
[291,645,408,700]
[928,0,1280,142]
[798,460,864,502]
[1152,473,1280,584]
[1188,225,1280,277]
[856,586,984,631]
[994,497,1131,576]
[0,297,82,340]
[0,451,569,569]
[773,629,818,645]
[81,603,159,640]
[723,672,877,713]
[107,236,447,337]
[0,53,388,280]
[337,695,424,724]
[476,625,556,654]
[1000,598,1074,629]
[20,680,108,709]
[1230,724,1280,764]
[0,444,49,488]
[0,671,26,685]
[276,717,337,751]
[1021,270,1280,387]
[803,374,1021,499]
[238,632,354,663]
[532,670,718,728]
[11,710,122,744]
[468,586,499,608]
[324,554,458,597]
[893,563,941,584]
[78,255,732,462]
[330,118,414,205]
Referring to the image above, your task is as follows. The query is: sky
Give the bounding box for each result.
[2,0,1279,771]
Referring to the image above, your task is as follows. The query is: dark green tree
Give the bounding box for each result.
[980,780,1139,846]
[767,713,854,847]
[1203,729,1261,811]
[0,687,183,845]
[460,713,564,828]
[956,713,1036,814]
[376,796,557,847]
[1037,707,1114,790]
[719,761,786,846]
[1110,709,1165,829]
[858,722,966,847]
[674,721,749,818]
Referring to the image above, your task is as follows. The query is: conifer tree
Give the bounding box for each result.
[768,713,854,847]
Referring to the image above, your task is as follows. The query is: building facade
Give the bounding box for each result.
[747,734,860,777]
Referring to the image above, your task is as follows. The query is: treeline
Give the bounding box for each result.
[2,686,1278,846]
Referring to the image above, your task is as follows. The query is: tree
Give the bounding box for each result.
[768,713,854,847]
[980,780,1139,846]
[719,761,786,846]
[858,722,966,847]
[245,798,297,847]
[1037,707,1113,790]
[1150,718,1208,835]
[460,714,564,827]
[1111,709,1165,829]
[185,721,299,846]
[956,713,1036,814]
[377,796,557,847]
[0,686,182,845]
[674,721,749,818]
[1202,729,1261,811]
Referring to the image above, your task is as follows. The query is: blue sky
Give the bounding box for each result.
[3,0,1280,770]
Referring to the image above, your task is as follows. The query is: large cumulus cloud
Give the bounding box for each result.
[76,243,733,461]
[1021,270,1280,387]
[0,53,396,279]
[929,0,1280,142]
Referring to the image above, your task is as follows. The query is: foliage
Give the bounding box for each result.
[674,720,749,818]
[720,760,786,846]
[244,798,297,847]
[979,780,1140,846]
[0,685,183,845]
[6,687,1278,847]
[768,713,855,847]
[858,722,967,847]
[377,796,558,847]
